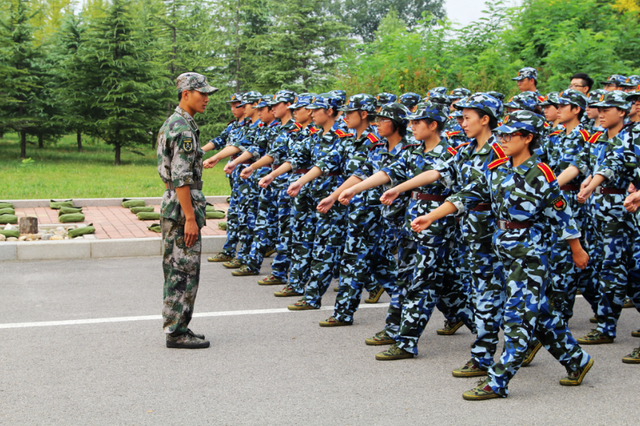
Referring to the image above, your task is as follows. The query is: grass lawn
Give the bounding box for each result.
[1,133,231,199]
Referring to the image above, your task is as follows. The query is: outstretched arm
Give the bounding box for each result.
[317,175,362,213]
[287,166,323,197]
[411,201,457,232]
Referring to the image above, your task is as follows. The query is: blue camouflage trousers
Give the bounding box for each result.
[590,217,630,338]
[469,240,506,370]
[221,171,239,256]
[244,171,279,273]
[487,246,591,397]
[395,241,474,355]
[385,235,417,339]
[235,165,260,264]
[271,179,292,282]
[332,205,398,324]
[302,185,348,308]
[288,185,317,294]
[626,213,640,312]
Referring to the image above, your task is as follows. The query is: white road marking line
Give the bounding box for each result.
[0,303,390,330]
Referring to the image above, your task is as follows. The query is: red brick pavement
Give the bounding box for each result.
[14,204,229,239]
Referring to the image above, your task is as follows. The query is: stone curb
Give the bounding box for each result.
[4,196,230,208]
[0,235,226,262]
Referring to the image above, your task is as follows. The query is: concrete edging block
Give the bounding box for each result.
[201,236,226,254]
[90,238,162,258]
[6,195,230,209]
[0,242,17,261]
[17,240,91,261]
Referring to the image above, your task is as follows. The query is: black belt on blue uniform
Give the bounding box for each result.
[166,181,203,190]
[595,187,626,195]
[497,220,533,230]
[411,191,446,202]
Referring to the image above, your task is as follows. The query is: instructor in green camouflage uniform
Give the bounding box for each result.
[157,72,218,349]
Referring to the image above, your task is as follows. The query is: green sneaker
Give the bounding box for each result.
[365,330,395,346]
[375,343,414,361]
[364,285,385,304]
[166,333,210,349]
[264,247,277,257]
[452,359,488,378]
[319,316,352,327]
[437,320,464,336]
[623,297,634,309]
[231,265,259,276]
[333,286,339,292]
[462,379,499,401]
[222,259,243,269]
[632,329,640,338]
[560,358,594,386]
[258,274,284,285]
[521,340,543,367]
[589,317,597,324]
[577,329,614,345]
[207,252,234,262]
[287,299,318,311]
[274,286,303,297]
[622,347,640,364]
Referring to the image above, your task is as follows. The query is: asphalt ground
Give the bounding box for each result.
[0,256,639,425]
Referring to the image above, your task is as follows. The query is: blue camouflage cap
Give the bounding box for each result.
[399,92,422,109]
[406,101,448,122]
[495,110,545,135]
[557,89,588,110]
[176,72,218,95]
[306,93,341,110]
[288,93,316,109]
[601,74,628,87]
[269,89,297,106]
[329,90,347,106]
[454,92,502,121]
[226,92,244,103]
[425,92,451,106]
[340,94,377,113]
[512,67,538,81]
[486,91,505,102]
[376,92,398,107]
[238,91,263,106]
[587,89,607,106]
[256,94,273,108]
[449,87,472,101]
[538,92,560,107]
[627,84,640,100]
[627,75,640,87]
[504,91,538,112]
[377,102,410,126]
[427,87,448,98]
[591,90,632,111]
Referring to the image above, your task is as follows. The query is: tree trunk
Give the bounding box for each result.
[77,129,82,152]
[235,1,241,92]
[115,142,121,165]
[19,217,38,235]
[38,134,43,148]
[20,130,27,159]
[151,130,156,149]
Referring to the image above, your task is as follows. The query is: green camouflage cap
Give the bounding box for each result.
[512,67,538,81]
[176,72,218,95]
[587,89,606,106]
[427,87,448,98]
[627,84,640,100]
[557,89,588,110]
[449,87,472,100]
[600,74,629,87]
[399,92,422,109]
[591,90,632,111]
[238,91,263,106]
[306,93,341,110]
[424,92,451,106]
[269,89,297,106]
[376,92,398,107]
[329,90,347,106]
[539,92,560,107]
[256,94,274,108]
[406,101,448,122]
[486,91,505,102]
[289,93,316,109]
[495,110,545,135]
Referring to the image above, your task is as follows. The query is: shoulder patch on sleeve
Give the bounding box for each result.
[549,130,562,137]
[294,122,302,130]
[544,121,551,128]
[551,195,567,211]
[446,131,461,137]
[309,126,321,134]
[335,129,354,138]
[490,142,508,160]
[366,133,380,143]
[537,162,556,183]
[455,142,471,150]
[588,131,603,143]
[182,136,193,153]
[447,146,458,156]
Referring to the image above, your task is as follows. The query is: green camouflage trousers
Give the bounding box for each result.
[162,218,202,336]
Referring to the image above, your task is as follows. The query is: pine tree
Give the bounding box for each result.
[82,0,166,165]
[0,0,43,159]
